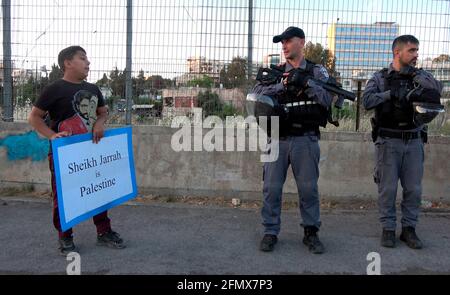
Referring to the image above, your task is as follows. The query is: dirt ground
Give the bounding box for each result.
[1,187,449,212]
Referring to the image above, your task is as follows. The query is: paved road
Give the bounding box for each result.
[1,197,449,275]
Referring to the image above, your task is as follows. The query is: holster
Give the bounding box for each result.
[370,117,379,142]
[421,126,428,144]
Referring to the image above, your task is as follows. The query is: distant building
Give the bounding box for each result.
[163,88,199,109]
[263,54,281,68]
[176,56,224,86]
[1,61,40,86]
[176,56,261,87]
[328,22,399,90]
[0,61,18,85]
[132,104,155,117]
[162,87,246,120]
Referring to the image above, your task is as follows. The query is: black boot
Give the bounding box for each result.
[58,236,76,255]
[400,227,423,249]
[381,229,396,248]
[97,230,126,249]
[303,226,324,254]
[260,234,278,252]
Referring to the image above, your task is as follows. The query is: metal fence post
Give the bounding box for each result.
[2,0,13,122]
[247,0,253,80]
[125,0,133,125]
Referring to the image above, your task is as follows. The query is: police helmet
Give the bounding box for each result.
[246,93,287,119]
[412,102,445,125]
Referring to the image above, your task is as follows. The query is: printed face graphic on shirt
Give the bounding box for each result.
[72,90,99,132]
[79,98,90,119]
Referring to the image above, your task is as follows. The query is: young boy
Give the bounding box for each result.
[28,46,126,255]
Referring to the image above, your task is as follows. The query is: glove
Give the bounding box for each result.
[390,86,409,105]
[286,69,313,89]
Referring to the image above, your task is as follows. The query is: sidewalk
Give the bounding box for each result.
[1,196,449,275]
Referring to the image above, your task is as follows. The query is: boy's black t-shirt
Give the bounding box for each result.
[35,79,105,133]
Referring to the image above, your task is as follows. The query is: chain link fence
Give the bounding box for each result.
[2,0,450,134]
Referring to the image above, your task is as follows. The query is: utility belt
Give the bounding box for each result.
[279,127,320,140]
[377,129,427,143]
[371,117,427,143]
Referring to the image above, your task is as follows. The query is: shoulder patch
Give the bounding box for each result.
[315,65,330,79]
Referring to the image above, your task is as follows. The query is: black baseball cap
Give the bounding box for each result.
[273,26,305,43]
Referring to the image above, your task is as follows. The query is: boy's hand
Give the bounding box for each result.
[92,122,105,144]
[50,131,71,140]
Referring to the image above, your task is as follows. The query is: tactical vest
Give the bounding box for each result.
[277,60,329,135]
[375,69,416,130]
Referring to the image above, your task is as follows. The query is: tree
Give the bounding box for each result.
[96,73,110,87]
[17,76,37,106]
[48,64,63,83]
[433,54,450,63]
[220,56,248,89]
[187,75,214,88]
[304,42,336,76]
[109,67,125,97]
[221,103,240,117]
[145,75,172,91]
[197,90,223,117]
[197,90,241,119]
[95,69,173,104]
[133,69,146,96]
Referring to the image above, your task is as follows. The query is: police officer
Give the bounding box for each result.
[363,35,443,249]
[250,27,333,254]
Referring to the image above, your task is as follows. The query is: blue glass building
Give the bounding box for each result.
[328,22,399,90]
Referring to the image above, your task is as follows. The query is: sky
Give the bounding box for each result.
[2,0,449,82]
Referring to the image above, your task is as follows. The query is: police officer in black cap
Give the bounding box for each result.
[250,26,333,254]
[363,35,444,249]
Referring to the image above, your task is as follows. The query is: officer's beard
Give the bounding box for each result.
[399,58,417,68]
[406,57,417,67]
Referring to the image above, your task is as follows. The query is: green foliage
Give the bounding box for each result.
[106,95,123,111]
[304,42,337,76]
[48,64,63,83]
[187,75,215,88]
[197,90,240,119]
[15,76,38,107]
[109,67,126,97]
[221,103,241,117]
[220,56,250,89]
[332,103,357,120]
[96,73,110,87]
[197,90,223,117]
[96,69,173,100]
[12,63,62,107]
